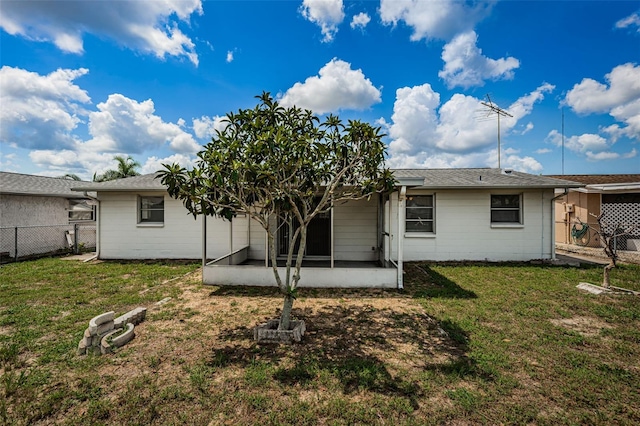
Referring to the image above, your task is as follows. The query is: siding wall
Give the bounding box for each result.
[389,188,554,261]
[333,198,378,261]
[553,191,602,247]
[98,192,245,259]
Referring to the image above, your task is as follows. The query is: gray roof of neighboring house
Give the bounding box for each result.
[545,174,640,185]
[71,173,165,192]
[71,169,583,192]
[394,168,583,189]
[0,171,91,198]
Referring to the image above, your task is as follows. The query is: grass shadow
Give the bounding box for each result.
[404,263,477,299]
[206,303,480,405]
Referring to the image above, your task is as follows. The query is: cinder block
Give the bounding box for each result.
[114,307,147,328]
[77,340,87,355]
[111,323,135,348]
[89,311,115,334]
[95,321,114,336]
[100,329,120,355]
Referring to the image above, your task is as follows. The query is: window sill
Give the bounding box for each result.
[490,223,524,229]
[137,222,164,228]
[404,232,436,238]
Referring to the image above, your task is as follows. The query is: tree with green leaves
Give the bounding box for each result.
[93,155,141,182]
[159,92,395,332]
[60,173,82,181]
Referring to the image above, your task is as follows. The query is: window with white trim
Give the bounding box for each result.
[139,196,164,223]
[68,200,95,221]
[490,194,521,224]
[406,195,434,233]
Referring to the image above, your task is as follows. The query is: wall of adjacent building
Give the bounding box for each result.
[0,194,69,227]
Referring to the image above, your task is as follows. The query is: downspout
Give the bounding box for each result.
[397,186,407,290]
[83,192,100,260]
[551,189,568,260]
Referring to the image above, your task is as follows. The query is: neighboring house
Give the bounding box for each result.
[73,169,581,289]
[546,174,640,250]
[0,172,96,258]
[0,171,96,226]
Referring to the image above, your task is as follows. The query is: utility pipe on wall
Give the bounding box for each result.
[83,192,100,259]
[551,190,568,260]
[397,186,407,290]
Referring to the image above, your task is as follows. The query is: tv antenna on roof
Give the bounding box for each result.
[479,94,513,169]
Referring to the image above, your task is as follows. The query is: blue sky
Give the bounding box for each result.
[1,0,638,179]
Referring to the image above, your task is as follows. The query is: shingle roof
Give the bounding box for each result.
[71,173,165,192]
[545,174,640,185]
[394,168,583,189]
[71,169,582,192]
[0,171,91,198]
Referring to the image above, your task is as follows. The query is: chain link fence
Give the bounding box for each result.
[0,223,96,263]
[560,221,640,252]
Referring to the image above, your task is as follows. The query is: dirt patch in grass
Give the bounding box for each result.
[550,316,612,337]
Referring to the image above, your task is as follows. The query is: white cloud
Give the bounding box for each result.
[565,63,640,141]
[585,151,624,161]
[0,0,202,65]
[29,149,124,180]
[279,58,381,114]
[386,148,542,174]
[351,12,371,30]
[300,0,345,42]
[521,122,534,135]
[379,0,493,41]
[0,66,90,150]
[535,148,552,154]
[616,12,640,32]
[565,63,640,114]
[387,84,440,155]
[438,31,519,88]
[386,83,552,172]
[86,94,201,154]
[192,115,228,139]
[545,129,637,162]
[547,131,609,153]
[141,154,197,174]
[3,66,203,178]
[226,51,234,63]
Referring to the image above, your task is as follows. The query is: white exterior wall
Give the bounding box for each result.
[98,191,246,259]
[333,198,378,261]
[390,188,554,262]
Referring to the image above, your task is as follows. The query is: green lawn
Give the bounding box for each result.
[1,257,639,425]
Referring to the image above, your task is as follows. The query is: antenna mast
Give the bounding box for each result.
[480,94,513,169]
[561,108,565,175]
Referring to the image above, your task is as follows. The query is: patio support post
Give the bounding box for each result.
[265,229,269,268]
[330,194,334,269]
[202,214,207,269]
[229,219,233,255]
[397,186,406,290]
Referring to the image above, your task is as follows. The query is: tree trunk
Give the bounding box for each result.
[279,294,294,330]
[603,262,614,288]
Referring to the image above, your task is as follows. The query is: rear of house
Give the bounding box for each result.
[74,169,581,288]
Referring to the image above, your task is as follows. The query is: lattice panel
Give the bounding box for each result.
[601,202,640,237]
